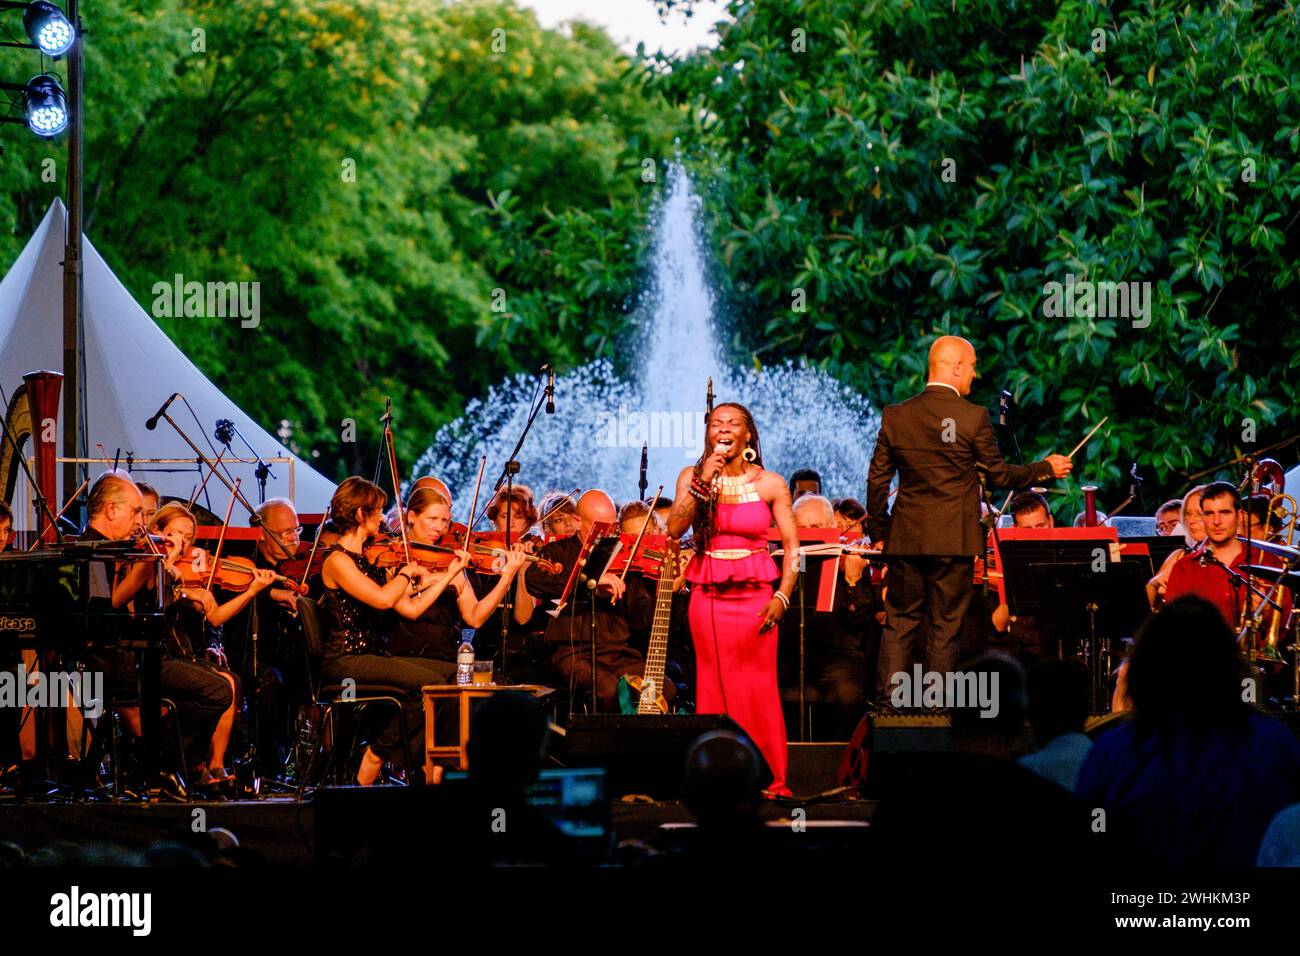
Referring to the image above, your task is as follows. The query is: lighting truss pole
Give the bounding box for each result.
[60,0,82,506]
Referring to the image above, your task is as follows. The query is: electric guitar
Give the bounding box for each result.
[617,545,682,714]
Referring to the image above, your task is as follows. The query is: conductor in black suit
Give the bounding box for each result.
[867,336,1072,689]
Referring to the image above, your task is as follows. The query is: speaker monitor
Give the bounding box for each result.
[554,713,768,799]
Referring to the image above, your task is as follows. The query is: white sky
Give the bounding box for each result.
[514,0,731,57]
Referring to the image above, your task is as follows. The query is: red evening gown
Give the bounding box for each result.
[685,470,788,795]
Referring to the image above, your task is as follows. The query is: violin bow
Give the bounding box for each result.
[536,487,581,534]
[297,503,329,590]
[380,398,413,566]
[462,455,487,553]
[205,477,241,593]
[186,447,227,513]
[619,484,663,585]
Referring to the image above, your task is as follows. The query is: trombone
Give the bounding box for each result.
[1255,488,1297,663]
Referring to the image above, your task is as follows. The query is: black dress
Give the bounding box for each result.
[318,545,452,771]
[388,580,463,663]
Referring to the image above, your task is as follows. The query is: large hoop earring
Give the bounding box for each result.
[742,446,757,463]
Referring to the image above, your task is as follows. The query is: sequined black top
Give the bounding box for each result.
[321,545,391,656]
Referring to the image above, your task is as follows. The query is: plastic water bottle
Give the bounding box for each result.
[456,638,474,686]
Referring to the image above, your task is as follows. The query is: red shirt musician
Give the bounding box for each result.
[1165,480,1291,630]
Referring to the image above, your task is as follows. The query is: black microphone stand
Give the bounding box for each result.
[478,372,549,679]
[216,418,277,505]
[1101,464,1144,524]
[496,459,520,679]
[998,390,1023,464]
[638,442,648,502]
[152,408,262,524]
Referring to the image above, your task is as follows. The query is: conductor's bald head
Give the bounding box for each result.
[928,335,978,396]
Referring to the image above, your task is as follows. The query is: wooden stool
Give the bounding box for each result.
[422,683,548,776]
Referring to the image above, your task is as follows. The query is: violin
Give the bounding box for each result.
[364,535,563,576]
[278,541,328,585]
[606,532,675,577]
[364,537,474,574]
[439,527,560,574]
[175,547,308,595]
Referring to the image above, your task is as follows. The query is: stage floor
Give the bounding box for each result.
[0,792,874,865]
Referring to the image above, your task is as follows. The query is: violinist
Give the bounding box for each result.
[471,485,542,668]
[647,495,674,536]
[222,498,305,663]
[136,481,161,527]
[620,499,665,534]
[618,499,663,659]
[318,477,456,786]
[387,487,529,663]
[383,475,452,535]
[486,485,538,545]
[538,490,580,539]
[75,473,172,790]
[832,497,867,540]
[218,497,310,775]
[138,503,278,790]
[525,489,654,712]
[81,472,154,608]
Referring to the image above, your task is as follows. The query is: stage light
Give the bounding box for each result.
[22,2,74,57]
[23,73,66,136]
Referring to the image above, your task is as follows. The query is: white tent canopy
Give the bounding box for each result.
[0,199,335,524]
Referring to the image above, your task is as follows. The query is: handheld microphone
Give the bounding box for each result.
[544,364,555,414]
[639,443,648,496]
[145,392,181,431]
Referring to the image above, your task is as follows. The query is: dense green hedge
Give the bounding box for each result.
[655,0,1300,513]
[0,0,678,477]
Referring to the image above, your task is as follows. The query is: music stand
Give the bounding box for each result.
[769,527,841,741]
[996,530,1150,710]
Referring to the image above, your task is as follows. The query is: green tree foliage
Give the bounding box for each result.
[0,0,677,477]
[656,0,1300,513]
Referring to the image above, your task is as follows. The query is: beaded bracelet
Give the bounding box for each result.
[773,590,790,609]
[689,477,712,502]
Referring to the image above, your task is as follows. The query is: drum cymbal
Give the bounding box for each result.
[1238,537,1300,561]
[1240,564,1300,589]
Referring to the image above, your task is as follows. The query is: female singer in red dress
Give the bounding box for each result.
[668,403,800,795]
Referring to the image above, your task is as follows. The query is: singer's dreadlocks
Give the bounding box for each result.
[691,402,762,554]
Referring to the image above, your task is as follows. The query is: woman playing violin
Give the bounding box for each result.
[136,502,278,790]
[319,477,461,786]
[388,487,530,662]
[538,490,581,540]
[464,486,543,671]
